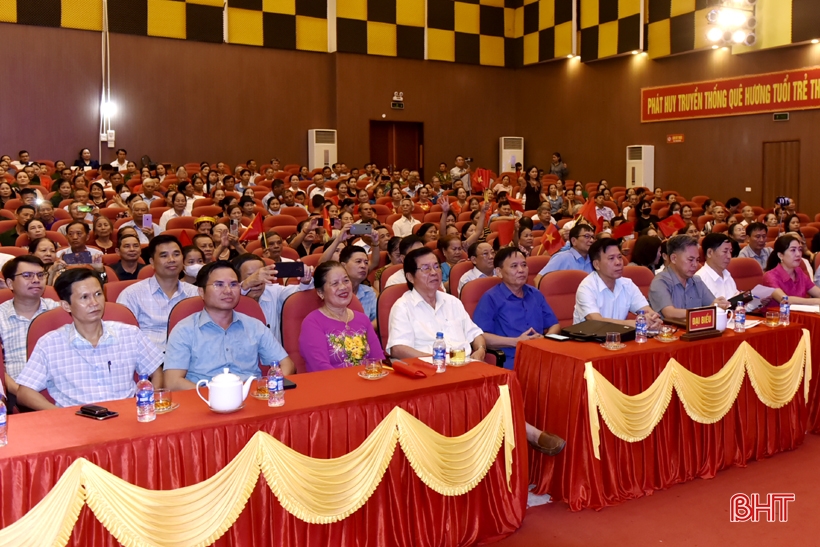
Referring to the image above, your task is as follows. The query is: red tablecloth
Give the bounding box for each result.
[0,362,527,546]
[515,325,807,511]
[788,312,820,433]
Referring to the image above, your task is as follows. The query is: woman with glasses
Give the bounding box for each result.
[299,261,384,372]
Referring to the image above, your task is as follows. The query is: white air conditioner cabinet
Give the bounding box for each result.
[625,145,654,190]
[308,129,338,170]
[499,136,524,174]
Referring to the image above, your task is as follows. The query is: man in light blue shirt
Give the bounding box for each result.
[534,223,595,287]
[164,261,294,390]
[574,238,662,328]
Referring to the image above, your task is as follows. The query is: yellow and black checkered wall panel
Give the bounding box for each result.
[0,0,103,31]
[336,0,425,60]
[579,0,643,62]
[226,0,328,51]
[521,0,575,66]
[647,0,713,59]
[427,0,506,67]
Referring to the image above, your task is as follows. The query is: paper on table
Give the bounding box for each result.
[746,285,777,311]
[788,304,820,314]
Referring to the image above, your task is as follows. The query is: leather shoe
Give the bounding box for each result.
[530,431,566,456]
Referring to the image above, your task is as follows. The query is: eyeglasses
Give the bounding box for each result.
[418,263,441,273]
[208,281,241,291]
[14,271,46,280]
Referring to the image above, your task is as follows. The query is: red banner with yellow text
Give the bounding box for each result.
[641,66,820,123]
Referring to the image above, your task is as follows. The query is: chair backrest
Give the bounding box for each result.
[726,257,764,293]
[622,265,655,297]
[377,263,404,291]
[376,284,409,356]
[525,255,549,286]
[138,265,155,279]
[0,286,59,305]
[460,277,502,317]
[103,279,139,302]
[538,269,590,327]
[166,295,267,340]
[263,215,298,229]
[27,302,138,358]
[448,261,474,295]
[166,217,197,230]
[281,290,365,373]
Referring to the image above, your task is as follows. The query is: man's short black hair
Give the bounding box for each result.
[66,221,89,234]
[117,233,141,249]
[18,187,36,197]
[195,260,237,288]
[115,148,127,155]
[746,222,767,237]
[192,233,213,246]
[99,164,114,173]
[230,253,265,273]
[311,194,325,208]
[2,255,45,280]
[147,234,182,258]
[725,197,741,209]
[702,232,731,255]
[493,246,524,269]
[588,238,621,264]
[398,235,424,257]
[403,247,436,290]
[339,244,367,264]
[54,267,101,303]
[569,222,593,242]
[16,204,36,216]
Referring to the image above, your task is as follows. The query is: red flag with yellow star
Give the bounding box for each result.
[540,223,563,255]
[473,168,491,193]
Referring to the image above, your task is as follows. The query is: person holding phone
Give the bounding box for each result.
[289,218,324,258]
[211,223,247,262]
[56,222,104,268]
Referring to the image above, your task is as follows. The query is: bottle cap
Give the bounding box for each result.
[138,374,148,381]
[436,332,443,337]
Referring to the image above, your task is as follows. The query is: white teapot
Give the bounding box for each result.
[196,368,255,412]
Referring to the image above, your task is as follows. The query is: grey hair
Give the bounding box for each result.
[666,235,698,255]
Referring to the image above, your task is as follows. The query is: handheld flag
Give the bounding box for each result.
[178,229,193,247]
[497,220,515,246]
[657,215,687,238]
[611,221,636,240]
[473,168,492,193]
[508,198,524,213]
[577,198,597,224]
[540,223,564,256]
[239,214,263,242]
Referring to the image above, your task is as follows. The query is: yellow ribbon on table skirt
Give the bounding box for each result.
[585,329,812,459]
[0,386,516,547]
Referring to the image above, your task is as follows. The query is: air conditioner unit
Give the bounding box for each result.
[308,129,337,170]
[499,136,524,174]
[625,145,654,190]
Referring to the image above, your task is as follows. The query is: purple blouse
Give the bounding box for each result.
[299,309,385,372]
[762,264,816,308]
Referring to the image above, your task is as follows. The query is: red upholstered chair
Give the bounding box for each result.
[166,217,196,230]
[167,295,267,339]
[622,265,655,297]
[376,263,404,292]
[376,284,409,357]
[263,215,298,229]
[448,261,474,295]
[0,286,59,305]
[280,207,308,222]
[0,246,29,257]
[280,290,364,374]
[27,302,138,358]
[460,277,502,316]
[300,254,322,268]
[161,228,197,241]
[525,255,549,286]
[103,279,139,302]
[269,225,297,241]
[726,257,764,293]
[538,270,590,327]
[138,265,155,279]
[191,205,222,217]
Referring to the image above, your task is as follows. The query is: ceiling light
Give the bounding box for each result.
[631,50,639,55]
[712,45,719,49]
[707,27,723,42]
[812,39,819,44]
[567,54,573,58]
[732,30,747,43]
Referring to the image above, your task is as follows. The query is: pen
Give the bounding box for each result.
[108,361,111,373]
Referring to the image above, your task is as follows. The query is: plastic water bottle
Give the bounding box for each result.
[780,296,790,326]
[433,333,447,373]
[0,399,7,447]
[635,311,648,344]
[268,362,285,407]
[734,303,746,333]
[136,374,156,422]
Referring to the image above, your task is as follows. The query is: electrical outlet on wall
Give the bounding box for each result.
[745,187,752,192]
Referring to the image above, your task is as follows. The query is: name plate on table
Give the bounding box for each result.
[681,306,722,341]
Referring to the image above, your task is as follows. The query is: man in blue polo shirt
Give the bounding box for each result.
[473,246,565,456]
[534,222,594,287]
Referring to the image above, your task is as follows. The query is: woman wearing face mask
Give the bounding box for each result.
[635,200,660,232]
[181,246,205,283]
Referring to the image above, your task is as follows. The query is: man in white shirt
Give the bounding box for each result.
[574,238,662,328]
[383,236,425,289]
[594,193,615,222]
[458,241,495,296]
[387,247,486,361]
[232,254,314,344]
[308,173,331,200]
[694,233,740,300]
[140,178,163,206]
[110,148,128,172]
[117,235,200,350]
[449,156,471,193]
[392,198,421,238]
[10,150,32,170]
[119,200,161,244]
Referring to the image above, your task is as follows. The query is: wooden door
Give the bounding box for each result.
[369,121,424,180]
[762,141,800,210]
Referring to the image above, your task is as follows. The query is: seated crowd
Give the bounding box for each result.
[2,149,820,459]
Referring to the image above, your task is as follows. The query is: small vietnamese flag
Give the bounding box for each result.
[657,214,687,237]
[474,168,492,193]
[497,220,515,246]
[611,220,636,240]
[508,198,524,213]
[577,198,597,224]
[239,213,263,241]
[178,229,193,247]
[540,223,564,256]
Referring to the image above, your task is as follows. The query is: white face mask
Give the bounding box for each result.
[184,263,203,278]
[575,189,582,196]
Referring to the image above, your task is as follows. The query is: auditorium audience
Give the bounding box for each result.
[0,205,35,246]
[16,268,163,409]
[164,261,294,389]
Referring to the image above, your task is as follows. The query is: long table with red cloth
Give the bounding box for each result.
[789,312,820,433]
[0,362,527,547]
[514,325,807,511]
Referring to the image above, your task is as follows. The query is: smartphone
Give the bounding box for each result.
[142,213,153,229]
[283,378,297,390]
[77,205,93,213]
[230,219,239,236]
[314,218,324,228]
[349,223,372,236]
[275,262,305,278]
[333,218,341,230]
[76,405,119,420]
[545,333,570,342]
